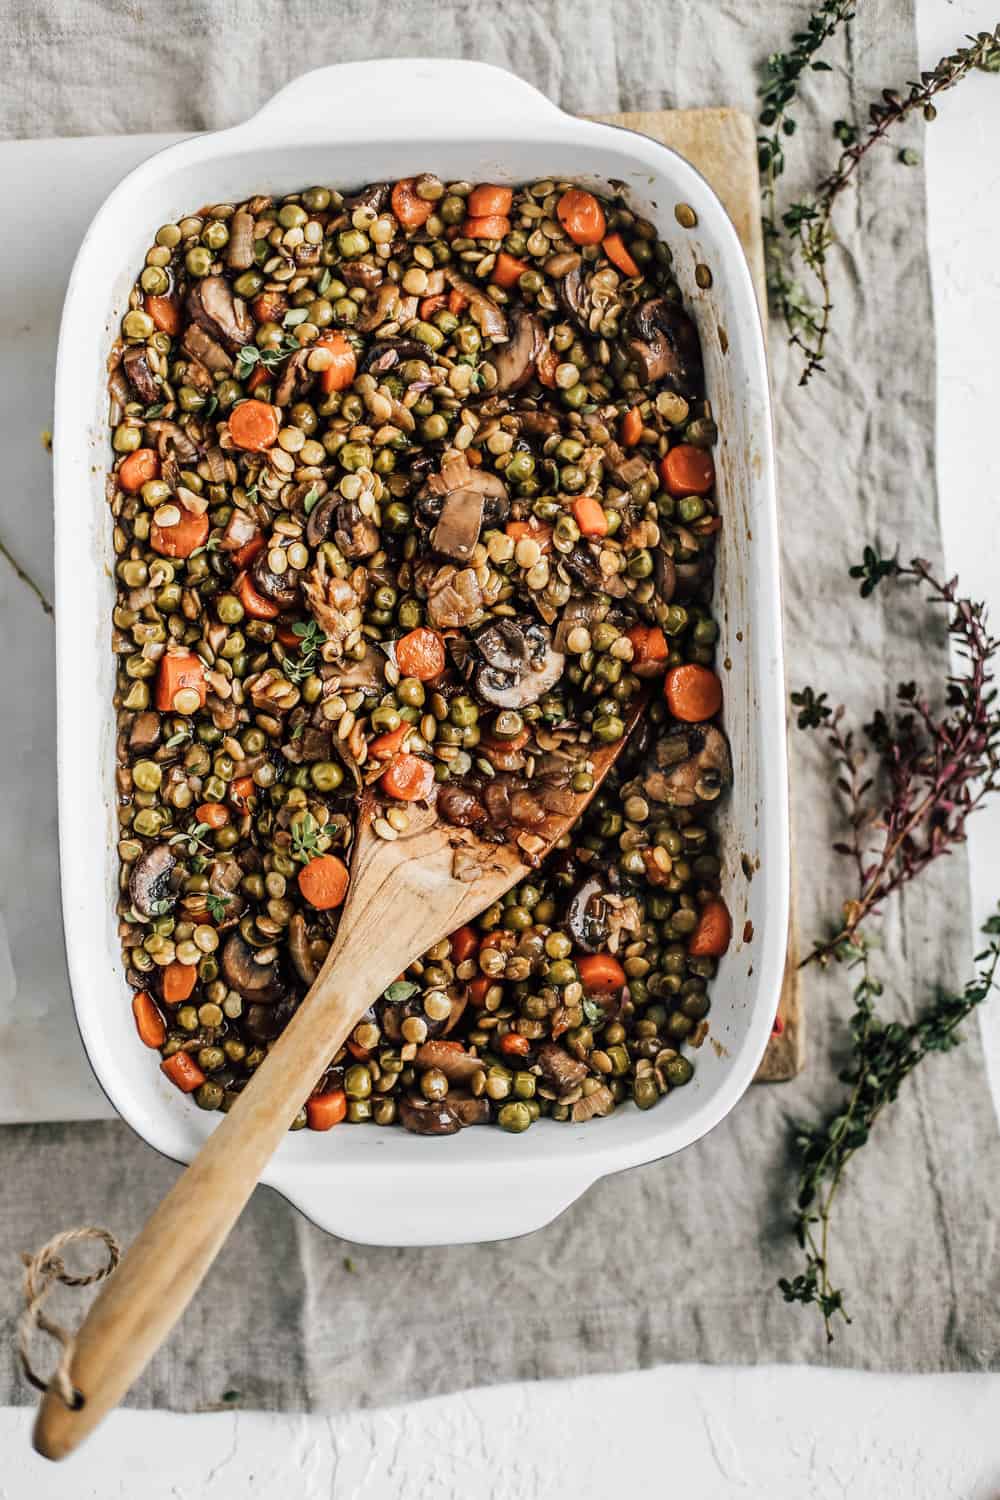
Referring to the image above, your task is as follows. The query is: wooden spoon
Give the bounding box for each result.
[34,697,645,1460]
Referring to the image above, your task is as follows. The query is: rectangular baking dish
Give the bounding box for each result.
[54,59,788,1246]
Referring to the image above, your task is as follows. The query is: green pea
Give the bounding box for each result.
[628,548,654,579]
[344,1064,372,1099]
[195,1080,226,1111]
[413,321,444,351]
[677,496,706,523]
[454,325,481,355]
[132,760,162,793]
[664,1054,693,1086]
[497,1100,533,1133]
[132,808,164,837]
[434,309,459,336]
[560,464,586,493]
[338,229,370,258]
[155,223,182,248]
[546,959,577,987]
[303,186,332,212]
[216,593,244,625]
[113,424,142,454]
[397,676,425,708]
[122,309,155,340]
[370,705,401,733]
[233,270,264,298]
[693,619,718,645]
[310,761,344,793]
[593,715,625,744]
[440,194,466,225]
[449,696,478,728]
[634,1075,660,1110]
[185,246,214,278]
[383,501,412,533]
[421,414,449,441]
[279,202,307,230]
[177,385,205,413]
[216,378,242,409]
[340,441,372,472]
[562,382,589,410]
[202,220,229,251]
[505,451,535,484]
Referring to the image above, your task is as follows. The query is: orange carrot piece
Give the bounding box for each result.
[380,753,436,802]
[602,232,641,278]
[195,802,229,829]
[688,897,732,957]
[449,925,480,964]
[132,991,166,1049]
[391,179,432,230]
[150,508,209,559]
[118,448,160,493]
[460,215,511,240]
[664,664,723,723]
[246,364,271,395]
[659,445,716,497]
[621,406,643,447]
[556,189,606,246]
[491,252,530,289]
[505,520,553,553]
[447,287,469,315]
[466,976,493,1007]
[419,293,447,319]
[576,953,627,993]
[229,400,280,452]
[306,1089,348,1130]
[395,626,447,681]
[368,722,415,760]
[468,184,513,218]
[480,724,531,754]
[234,569,280,621]
[229,775,256,808]
[536,346,559,387]
[626,624,669,676]
[144,295,181,335]
[314,331,357,394]
[498,1032,530,1057]
[162,961,198,1005]
[251,290,287,324]
[161,1051,205,1093]
[297,854,350,911]
[155,652,206,713]
[231,532,264,571]
[572,495,608,538]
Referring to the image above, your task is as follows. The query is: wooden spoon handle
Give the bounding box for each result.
[32,918,406,1462]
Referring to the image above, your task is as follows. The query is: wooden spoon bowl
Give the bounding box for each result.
[34,696,646,1460]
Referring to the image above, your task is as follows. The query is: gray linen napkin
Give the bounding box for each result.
[3,0,1000,1409]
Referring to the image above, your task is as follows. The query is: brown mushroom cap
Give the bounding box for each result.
[187,276,253,349]
[471,618,566,710]
[398,1094,462,1136]
[431,489,486,562]
[221,931,285,1003]
[123,344,160,404]
[252,549,300,609]
[644,725,732,807]
[444,269,509,343]
[628,298,703,394]
[129,843,177,919]
[489,306,545,394]
[287,913,318,988]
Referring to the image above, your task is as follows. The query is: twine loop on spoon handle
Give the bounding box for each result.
[18,1228,121,1409]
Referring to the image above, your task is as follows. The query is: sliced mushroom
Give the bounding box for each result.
[129,844,177,919]
[128,710,161,755]
[346,181,390,215]
[559,262,593,327]
[145,419,200,465]
[516,408,561,438]
[423,565,485,630]
[357,282,400,332]
[489,307,544,394]
[447,1093,491,1126]
[644,725,732,807]
[398,1094,462,1136]
[341,260,383,292]
[414,1041,486,1084]
[565,871,619,953]
[431,488,485,562]
[436,782,489,829]
[287,913,319,987]
[252,549,300,609]
[654,548,677,607]
[553,597,610,652]
[358,338,430,375]
[204,445,229,484]
[322,643,385,691]
[273,347,312,407]
[537,1042,589,1096]
[628,298,703,395]
[444,269,509,343]
[572,1084,615,1121]
[563,543,630,600]
[123,345,160,404]
[187,276,253,349]
[181,322,233,375]
[219,507,259,554]
[332,500,380,559]
[221,931,284,1003]
[417,454,509,533]
[472,618,565,709]
[227,208,256,269]
[298,726,334,763]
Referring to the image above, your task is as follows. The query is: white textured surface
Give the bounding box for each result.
[3,0,1000,1488]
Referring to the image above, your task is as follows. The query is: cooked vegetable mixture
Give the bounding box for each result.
[108,174,732,1134]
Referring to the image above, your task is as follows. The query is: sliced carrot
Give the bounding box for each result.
[480,724,531,754]
[419,293,447,319]
[447,288,469,315]
[150,508,209,559]
[306,1089,348,1130]
[466,975,494,1007]
[161,1051,205,1093]
[505,519,553,553]
[465,447,483,467]
[449,925,480,964]
[626,623,669,675]
[556,189,606,246]
[572,495,608,538]
[251,290,287,324]
[621,406,643,447]
[230,775,256,808]
[132,991,166,1049]
[536,346,559,388]
[395,626,446,681]
[576,952,627,993]
[368,722,415,759]
[314,331,357,394]
[231,532,264,571]
[234,569,280,621]
[246,364,271,395]
[298,854,350,911]
[161,961,198,1005]
[498,1032,530,1057]
[478,931,511,953]
[381,753,435,802]
[276,619,305,648]
[118,448,160,493]
[195,802,229,829]
[660,445,716,498]
[664,663,723,723]
[602,232,641,278]
[229,400,280,452]
[346,1039,371,1062]
[491,251,530,289]
[155,652,206,713]
[391,178,432,230]
[461,215,511,240]
[688,897,732,957]
[468,184,513,218]
[144,296,181,335]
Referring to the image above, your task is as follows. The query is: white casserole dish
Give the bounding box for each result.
[55,59,788,1247]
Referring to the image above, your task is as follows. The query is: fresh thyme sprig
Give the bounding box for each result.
[793,549,1000,966]
[780,916,1000,1340]
[290,811,323,864]
[234,335,300,382]
[282,619,327,685]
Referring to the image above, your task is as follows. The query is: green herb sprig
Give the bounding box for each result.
[282,619,327,685]
[234,335,300,382]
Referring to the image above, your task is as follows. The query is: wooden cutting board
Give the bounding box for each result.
[593,109,803,1081]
